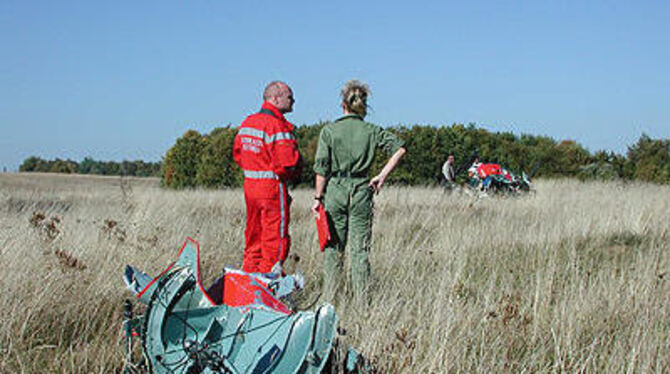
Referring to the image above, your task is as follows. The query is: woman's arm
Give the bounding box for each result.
[369,147,406,193]
[311,173,328,215]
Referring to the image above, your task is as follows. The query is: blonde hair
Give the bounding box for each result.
[341,80,370,117]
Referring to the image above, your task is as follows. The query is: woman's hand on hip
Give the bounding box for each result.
[369,174,386,193]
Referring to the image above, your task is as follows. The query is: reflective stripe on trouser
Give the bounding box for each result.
[243,170,278,180]
[242,182,290,273]
[322,179,372,302]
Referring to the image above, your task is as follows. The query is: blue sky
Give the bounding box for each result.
[1,1,669,170]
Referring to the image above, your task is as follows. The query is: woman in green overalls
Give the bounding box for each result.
[311,80,406,303]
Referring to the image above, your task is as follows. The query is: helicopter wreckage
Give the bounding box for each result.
[122,238,371,373]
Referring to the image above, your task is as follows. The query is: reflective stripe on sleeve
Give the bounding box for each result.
[238,127,294,144]
[243,170,279,180]
[266,132,294,143]
[238,127,266,139]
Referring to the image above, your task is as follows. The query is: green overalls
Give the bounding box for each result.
[313,114,404,301]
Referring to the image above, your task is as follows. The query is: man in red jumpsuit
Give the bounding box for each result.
[233,81,302,274]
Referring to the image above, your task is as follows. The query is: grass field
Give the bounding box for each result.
[1,172,669,373]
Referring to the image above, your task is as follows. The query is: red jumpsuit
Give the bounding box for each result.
[233,102,302,273]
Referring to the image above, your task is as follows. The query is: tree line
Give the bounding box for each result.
[160,123,670,188]
[19,156,161,177]
[19,123,669,186]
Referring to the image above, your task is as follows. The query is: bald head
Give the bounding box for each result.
[263,81,287,100]
[263,81,294,114]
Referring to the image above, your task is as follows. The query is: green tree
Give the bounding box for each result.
[162,130,206,188]
[196,127,242,188]
[293,122,326,187]
[50,159,77,173]
[554,140,591,177]
[625,134,670,183]
[19,156,43,172]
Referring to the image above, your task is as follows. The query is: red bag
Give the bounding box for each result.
[315,205,331,252]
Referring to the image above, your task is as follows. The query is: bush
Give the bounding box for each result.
[162,130,206,189]
[195,127,242,188]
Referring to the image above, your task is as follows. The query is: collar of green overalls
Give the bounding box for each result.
[335,114,364,122]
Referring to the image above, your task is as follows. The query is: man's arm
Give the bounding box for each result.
[442,161,450,180]
[267,123,302,181]
[232,127,244,168]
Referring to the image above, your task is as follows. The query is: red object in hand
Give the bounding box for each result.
[315,205,331,252]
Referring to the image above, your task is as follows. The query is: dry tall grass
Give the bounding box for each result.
[1,173,668,373]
